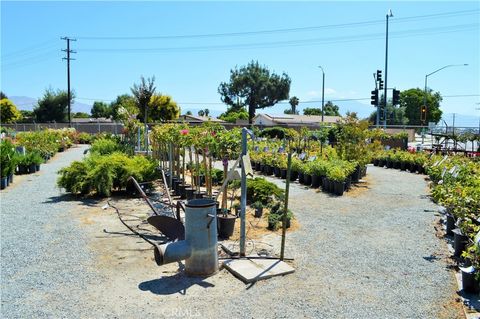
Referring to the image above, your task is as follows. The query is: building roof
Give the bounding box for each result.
[255,113,341,125]
[178,115,226,123]
[72,117,113,123]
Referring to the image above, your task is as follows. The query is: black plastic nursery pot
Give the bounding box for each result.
[461,267,480,294]
[453,228,469,257]
[400,161,407,171]
[8,174,13,184]
[193,191,206,199]
[28,164,36,174]
[290,171,298,182]
[378,159,386,167]
[217,214,237,239]
[35,164,41,172]
[445,213,455,236]
[311,174,322,188]
[333,180,345,196]
[255,162,261,171]
[274,167,282,177]
[0,177,7,190]
[264,165,273,176]
[386,160,393,168]
[345,176,352,190]
[298,172,305,184]
[185,187,195,200]
[280,169,287,179]
[373,159,379,166]
[351,166,361,182]
[361,166,367,177]
[393,161,401,170]
[178,184,189,199]
[254,207,263,218]
[303,174,312,186]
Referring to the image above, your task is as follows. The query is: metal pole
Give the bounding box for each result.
[240,128,248,256]
[321,70,325,123]
[280,151,292,260]
[384,10,392,129]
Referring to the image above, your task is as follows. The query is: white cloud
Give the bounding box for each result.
[307,90,320,97]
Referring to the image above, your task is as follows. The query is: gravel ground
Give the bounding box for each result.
[0,145,96,319]
[1,153,462,319]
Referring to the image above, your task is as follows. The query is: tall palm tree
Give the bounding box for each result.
[289,96,299,114]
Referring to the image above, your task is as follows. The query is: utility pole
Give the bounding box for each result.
[384,10,393,129]
[61,37,76,127]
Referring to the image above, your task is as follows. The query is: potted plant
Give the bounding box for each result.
[251,201,264,218]
[217,208,237,239]
[232,202,241,217]
[326,164,347,196]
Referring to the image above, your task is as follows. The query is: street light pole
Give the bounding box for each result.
[318,66,325,123]
[423,64,469,124]
[384,9,393,129]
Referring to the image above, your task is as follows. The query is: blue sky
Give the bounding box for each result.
[1,1,479,126]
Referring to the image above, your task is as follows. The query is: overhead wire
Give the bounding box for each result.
[72,9,479,40]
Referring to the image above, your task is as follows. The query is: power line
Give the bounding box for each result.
[76,23,478,53]
[72,9,479,40]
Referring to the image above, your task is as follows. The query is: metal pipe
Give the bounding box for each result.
[240,128,248,256]
[153,199,218,276]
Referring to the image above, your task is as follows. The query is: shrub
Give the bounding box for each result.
[58,152,159,197]
[246,177,284,204]
[89,138,123,155]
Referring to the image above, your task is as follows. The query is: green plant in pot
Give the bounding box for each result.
[326,164,347,196]
[251,201,264,218]
[267,200,294,230]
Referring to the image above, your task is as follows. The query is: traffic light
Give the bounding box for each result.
[421,105,427,122]
[376,70,382,81]
[371,89,378,105]
[379,79,384,90]
[392,89,400,105]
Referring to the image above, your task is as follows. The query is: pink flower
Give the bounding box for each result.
[180,129,189,135]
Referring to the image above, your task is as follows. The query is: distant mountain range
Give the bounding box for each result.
[9,96,93,114]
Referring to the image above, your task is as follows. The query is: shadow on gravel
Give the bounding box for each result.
[138,270,215,295]
[43,194,104,207]
[457,290,480,312]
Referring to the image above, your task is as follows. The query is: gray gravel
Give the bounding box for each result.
[0,145,96,319]
[1,155,460,319]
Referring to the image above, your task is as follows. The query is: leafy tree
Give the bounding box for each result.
[33,88,73,122]
[367,97,408,125]
[303,107,323,116]
[218,60,291,123]
[400,88,442,125]
[323,101,340,116]
[0,92,7,99]
[19,110,34,122]
[219,108,249,123]
[91,101,111,118]
[110,94,138,121]
[73,112,90,118]
[131,76,156,123]
[0,98,22,123]
[185,110,192,115]
[148,94,180,122]
[198,109,205,116]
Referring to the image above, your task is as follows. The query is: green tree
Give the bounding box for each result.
[285,96,299,114]
[0,98,22,123]
[0,92,7,99]
[185,110,192,115]
[19,110,34,122]
[218,60,291,123]
[303,107,323,116]
[73,112,90,118]
[219,107,249,123]
[110,94,138,120]
[323,101,341,116]
[131,76,156,123]
[33,88,72,122]
[148,94,180,122]
[91,101,111,118]
[400,88,442,125]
